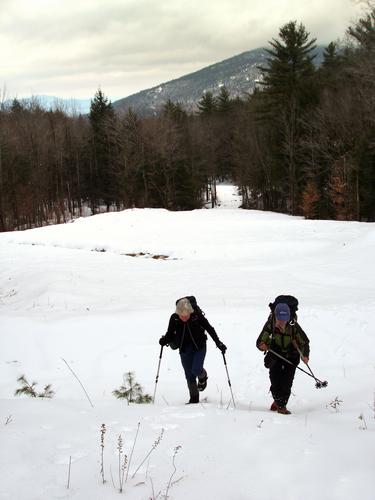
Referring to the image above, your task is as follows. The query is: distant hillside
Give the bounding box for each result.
[113,46,324,116]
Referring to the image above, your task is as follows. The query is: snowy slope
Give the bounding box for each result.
[0,185,374,500]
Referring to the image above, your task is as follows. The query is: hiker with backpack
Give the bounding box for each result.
[256,296,310,415]
[159,297,227,404]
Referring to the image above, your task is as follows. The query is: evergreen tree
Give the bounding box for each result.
[121,108,146,206]
[347,7,375,51]
[317,41,347,90]
[87,89,121,212]
[215,86,235,179]
[322,42,339,68]
[162,99,187,121]
[260,21,317,107]
[258,21,318,214]
[197,91,217,115]
[216,86,232,113]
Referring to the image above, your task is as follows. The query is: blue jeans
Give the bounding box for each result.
[180,344,206,382]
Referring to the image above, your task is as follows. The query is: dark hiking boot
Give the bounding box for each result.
[270,401,278,411]
[197,369,208,392]
[187,379,199,404]
[277,406,291,415]
[186,395,199,404]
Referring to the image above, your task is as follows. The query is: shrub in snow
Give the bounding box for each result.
[327,396,343,412]
[14,375,54,398]
[112,372,152,404]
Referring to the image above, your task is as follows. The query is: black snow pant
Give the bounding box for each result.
[269,360,297,408]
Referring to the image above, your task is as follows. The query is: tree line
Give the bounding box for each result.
[0,6,374,231]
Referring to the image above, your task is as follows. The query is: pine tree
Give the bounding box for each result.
[258,21,318,214]
[112,372,152,404]
[322,42,339,68]
[260,21,317,107]
[197,91,217,115]
[162,99,187,121]
[121,108,146,207]
[347,7,375,51]
[87,89,121,212]
[216,86,232,113]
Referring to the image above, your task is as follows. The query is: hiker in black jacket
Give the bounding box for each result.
[256,302,310,415]
[159,297,227,404]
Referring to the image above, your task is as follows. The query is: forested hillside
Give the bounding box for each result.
[0,8,374,231]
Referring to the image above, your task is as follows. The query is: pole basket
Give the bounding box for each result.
[315,380,328,389]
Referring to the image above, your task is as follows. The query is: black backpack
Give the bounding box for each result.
[269,295,298,323]
[175,296,204,316]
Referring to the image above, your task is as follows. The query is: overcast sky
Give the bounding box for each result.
[1,0,365,101]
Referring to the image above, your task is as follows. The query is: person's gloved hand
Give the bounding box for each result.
[258,342,269,351]
[159,336,168,346]
[216,341,227,354]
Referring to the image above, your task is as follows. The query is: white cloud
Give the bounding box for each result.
[1,0,365,100]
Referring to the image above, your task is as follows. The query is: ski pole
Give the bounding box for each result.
[268,348,328,389]
[291,341,328,389]
[152,346,164,403]
[303,361,328,389]
[221,352,236,408]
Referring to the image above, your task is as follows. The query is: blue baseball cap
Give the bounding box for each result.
[275,303,290,321]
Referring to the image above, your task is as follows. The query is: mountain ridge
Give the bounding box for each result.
[112,47,268,115]
[113,46,324,116]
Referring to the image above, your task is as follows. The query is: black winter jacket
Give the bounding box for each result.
[163,312,221,352]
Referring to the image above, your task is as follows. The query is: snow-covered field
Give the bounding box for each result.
[0,185,374,500]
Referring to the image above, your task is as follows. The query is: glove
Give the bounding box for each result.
[216,342,227,354]
[159,336,168,346]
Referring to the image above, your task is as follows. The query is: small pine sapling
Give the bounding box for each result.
[14,375,54,398]
[113,372,152,404]
[39,384,54,398]
[14,375,38,397]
